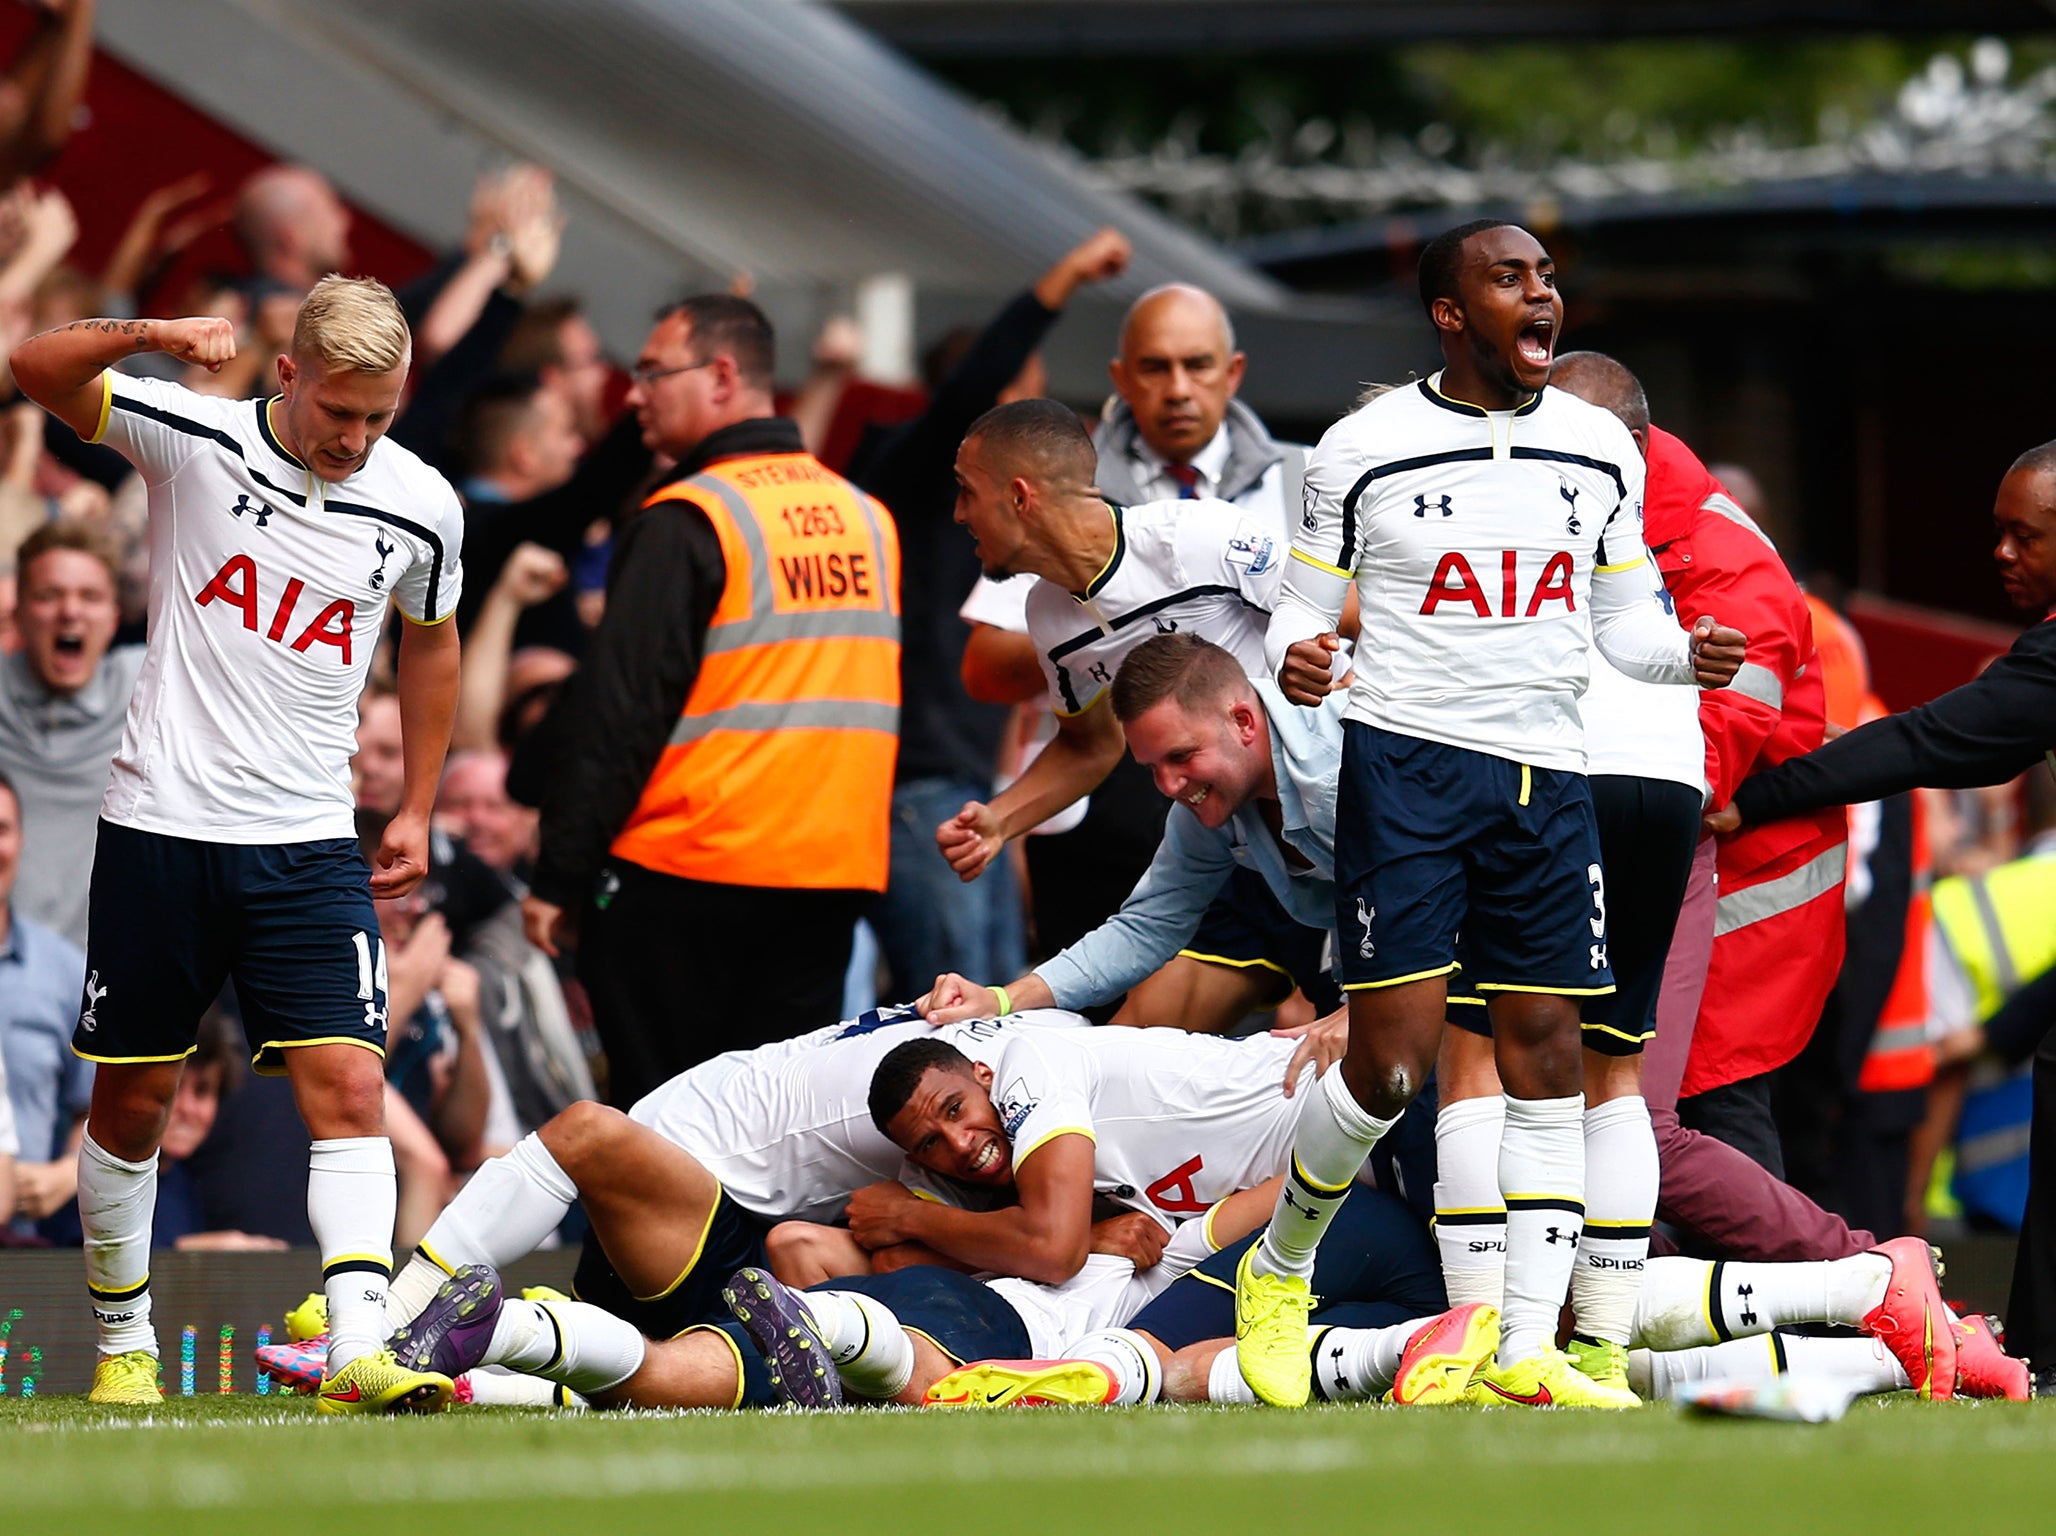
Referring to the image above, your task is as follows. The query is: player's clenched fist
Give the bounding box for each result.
[1688,615,1749,689]
[152,315,238,372]
[1277,633,1341,707]
[845,1180,923,1250]
[936,800,1004,882]
[920,972,999,1024]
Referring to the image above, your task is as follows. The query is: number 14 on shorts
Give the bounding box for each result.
[350,931,390,1029]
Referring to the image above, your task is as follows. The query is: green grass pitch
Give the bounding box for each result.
[6,1394,2055,1534]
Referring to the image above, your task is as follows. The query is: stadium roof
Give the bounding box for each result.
[93,0,1317,383]
[834,1,2056,53]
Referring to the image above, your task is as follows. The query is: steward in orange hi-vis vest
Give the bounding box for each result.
[611,452,901,890]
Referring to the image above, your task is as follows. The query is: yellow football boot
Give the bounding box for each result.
[1234,1246,1314,1408]
[1566,1335,1633,1395]
[1467,1347,1640,1409]
[316,1348,453,1415]
[284,1292,329,1342]
[925,1359,1119,1408]
[1386,1304,1501,1406]
[88,1349,163,1405]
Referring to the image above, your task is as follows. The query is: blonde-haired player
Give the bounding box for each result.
[11,273,466,1411]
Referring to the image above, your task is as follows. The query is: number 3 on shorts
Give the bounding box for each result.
[1587,862,1607,940]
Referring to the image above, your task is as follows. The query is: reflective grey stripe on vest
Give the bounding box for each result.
[1729,662,1785,711]
[1966,875,2021,994]
[1866,1019,1928,1056]
[1713,843,1845,937]
[668,698,899,747]
[680,470,894,655]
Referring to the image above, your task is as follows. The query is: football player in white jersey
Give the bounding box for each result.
[11,279,465,1411]
[1238,220,1748,1409]
[940,398,1342,1030]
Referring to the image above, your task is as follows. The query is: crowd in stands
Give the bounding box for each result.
[0,3,2050,1287]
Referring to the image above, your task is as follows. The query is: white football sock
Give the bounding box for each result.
[1497,1093,1585,1365]
[462,1366,588,1408]
[1255,1066,1396,1280]
[1432,1095,1506,1309]
[78,1132,159,1358]
[1308,1319,1428,1402]
[797,1288,915,1400]
[485,1298,646,1394]
[1631,1254,1892,1351]
[1573,1095,1656,1348]
[1631,1332,1908,1400]
[417,1133,577,1276]
[1066,1328,1161,1405]
[1209,1347,1259,1404]
[308,1136,396,1373]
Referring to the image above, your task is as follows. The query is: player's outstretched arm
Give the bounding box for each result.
[11,316,235,438]
[934,699,1124,881]
[376,614,462,898]
[919,970,1056,1024]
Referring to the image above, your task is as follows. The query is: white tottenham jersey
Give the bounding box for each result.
[89,374,464,842]
[1268,376,1694,773]
[1026,497,1285,718]
[628,1006,1088,1225]
[938,1020,1309,1235]
[1582,648,1706,790]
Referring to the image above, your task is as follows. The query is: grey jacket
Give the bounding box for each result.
[1093,397,1306,514]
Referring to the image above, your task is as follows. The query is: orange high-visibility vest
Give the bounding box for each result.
[609,453,901,892]
[1858,693,1936,1093]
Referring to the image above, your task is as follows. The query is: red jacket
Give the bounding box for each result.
[1643,426,1848,1095]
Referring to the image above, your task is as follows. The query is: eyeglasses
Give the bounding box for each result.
[629,358,714,387]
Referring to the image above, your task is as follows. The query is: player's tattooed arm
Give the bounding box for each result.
[55,317,153,348]
[11,314,237,438]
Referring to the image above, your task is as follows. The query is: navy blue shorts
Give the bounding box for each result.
[1128,1184,1445,1355]
[1334,723,1614,999]
[1181,866,1340,1014]
[1445,775,1701,1057]
[74,820,388,1075]
[569,1187,770,1342]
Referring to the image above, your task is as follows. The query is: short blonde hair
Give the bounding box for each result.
[292,274,411,375]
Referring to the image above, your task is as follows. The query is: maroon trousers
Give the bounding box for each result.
[1645,838,1877,1260]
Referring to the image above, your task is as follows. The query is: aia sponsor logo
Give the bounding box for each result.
[194,555,356,663]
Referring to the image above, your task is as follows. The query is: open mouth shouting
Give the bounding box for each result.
[1515,313,1556,372]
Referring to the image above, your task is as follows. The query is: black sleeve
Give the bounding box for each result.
[455,412,653,631]
[389,289,527,475]
[854,290,1060,502]
[394,250,467,330]
[527,503,726,909]
[1982,958,2056,1066]
[1734,626,2056,825]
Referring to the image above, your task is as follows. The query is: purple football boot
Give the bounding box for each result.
[722,1266,844,1409]
[387,1264,505,1380]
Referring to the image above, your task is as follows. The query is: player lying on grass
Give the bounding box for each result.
[842,1037,2016,1407]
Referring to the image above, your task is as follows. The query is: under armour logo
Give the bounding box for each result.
[1559,478,1581,536]
[1737,1284,1758,1328]
[1355,897,1376,960]
[1590,943,1608,971]
[230,492,274,528]
[1413,494,1454,519]
[1545,1225,1580,1246]
[1280,1186,1322,1221]
[1153,616,1178,634]
[1329,1345,1348,1392]
[369,534,396,589]
[1088,661,1111,685]
[79,970,107,1033]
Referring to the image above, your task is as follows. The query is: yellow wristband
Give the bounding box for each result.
[991,984,1013,1017]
